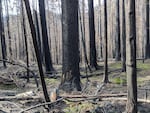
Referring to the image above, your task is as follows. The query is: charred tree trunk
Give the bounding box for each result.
[98,0,103,59]
[145,0,150,58]
[79,5,91,72]
[0,0,7,68]
[60,0,81,92]
[88,0,98,70]
[21,0,29,82]
[33,10,43,63]
[103,0,109,83]
[115,0,121,61]
[38,0,54,73]
[5,0,12,59]
[122,0,126,72]
[126,0,137,112]
[23,0,50,104]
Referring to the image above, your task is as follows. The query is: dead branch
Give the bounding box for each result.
[19,98,63,113]
[0,59,39,88]
[60,93,127,99]
[101,97,150,103]
[0,96,41,101]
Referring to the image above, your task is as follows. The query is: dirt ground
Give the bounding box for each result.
[0,60,150,113]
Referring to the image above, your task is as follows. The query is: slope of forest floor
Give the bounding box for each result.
[0,59,150,113]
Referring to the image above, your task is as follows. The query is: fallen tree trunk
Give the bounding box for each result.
[60,93,127,98]
[0,96,41,101]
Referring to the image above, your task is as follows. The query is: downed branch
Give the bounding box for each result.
[0,59,39,88]
[0,96,41,101]
[19,98,63,113]
[101,97,150,103]
[60,93,127,99]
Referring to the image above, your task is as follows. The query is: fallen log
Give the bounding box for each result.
[60,93,127,98]
[101,97,150,103]
[0,96,41,101]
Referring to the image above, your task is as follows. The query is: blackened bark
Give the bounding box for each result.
[115,0,121,61]
[61,0,81,92]
[126,0,137,112]
[122,0,126,72]
[5,0,12,59]
[88,0,98,69]
[5,0,12,58]
[78,6,91,72]
[98,0,103,59]
[38,0,54,73]
[145,0,150,58]
[0,0,7,68]
[23,0,50,104]
[103,0,109,83]
[21,0,29,82]
[33,10,43,63]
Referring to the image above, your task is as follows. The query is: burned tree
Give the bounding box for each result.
[0,0,7,68]
[38,0,54,73]
[103,0,109,83]
[126,0,137,112]
[88,0,98,69]
[60,0,81,91]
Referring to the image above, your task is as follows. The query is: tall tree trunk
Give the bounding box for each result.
[126,0,137,112]
[33,10,43,63]
[38,0,54,73]
[5,0,12,59]
[52,13,59,64]
[0,0,7,68]
[60,0,81,92]
[79,4,91,72]
[88,0,98,69]
[145,0,150,58]
[122,0,126,72]
[103,0,109,83]
[21,0,29,82]
[115,0,121,61]
[98,0,103,59]
[23,0,50,105]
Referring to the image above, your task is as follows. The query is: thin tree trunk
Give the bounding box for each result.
[122,0,126,72]
[145,0,150,58]
[23,0,50,105]
[88,0,98,69]
[79,5,91,72]
[21,0,29,82]
[103,0,109,83]
[5,0,12,59]
[115,0,121,61]
[126,0,137,112]
[33,10,43,63]
[0,0,7,68]
[98,0,103,59]
[38,0,54,73]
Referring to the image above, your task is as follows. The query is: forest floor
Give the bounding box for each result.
[0,59,150,113]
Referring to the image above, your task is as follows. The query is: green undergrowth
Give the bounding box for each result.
[63,101,95,113]
[110,61,122,69]
[112,77,127,85]
[137,62,150,70]
[45,78,59,85]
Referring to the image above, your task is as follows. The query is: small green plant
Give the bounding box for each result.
[113,77,126,85]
